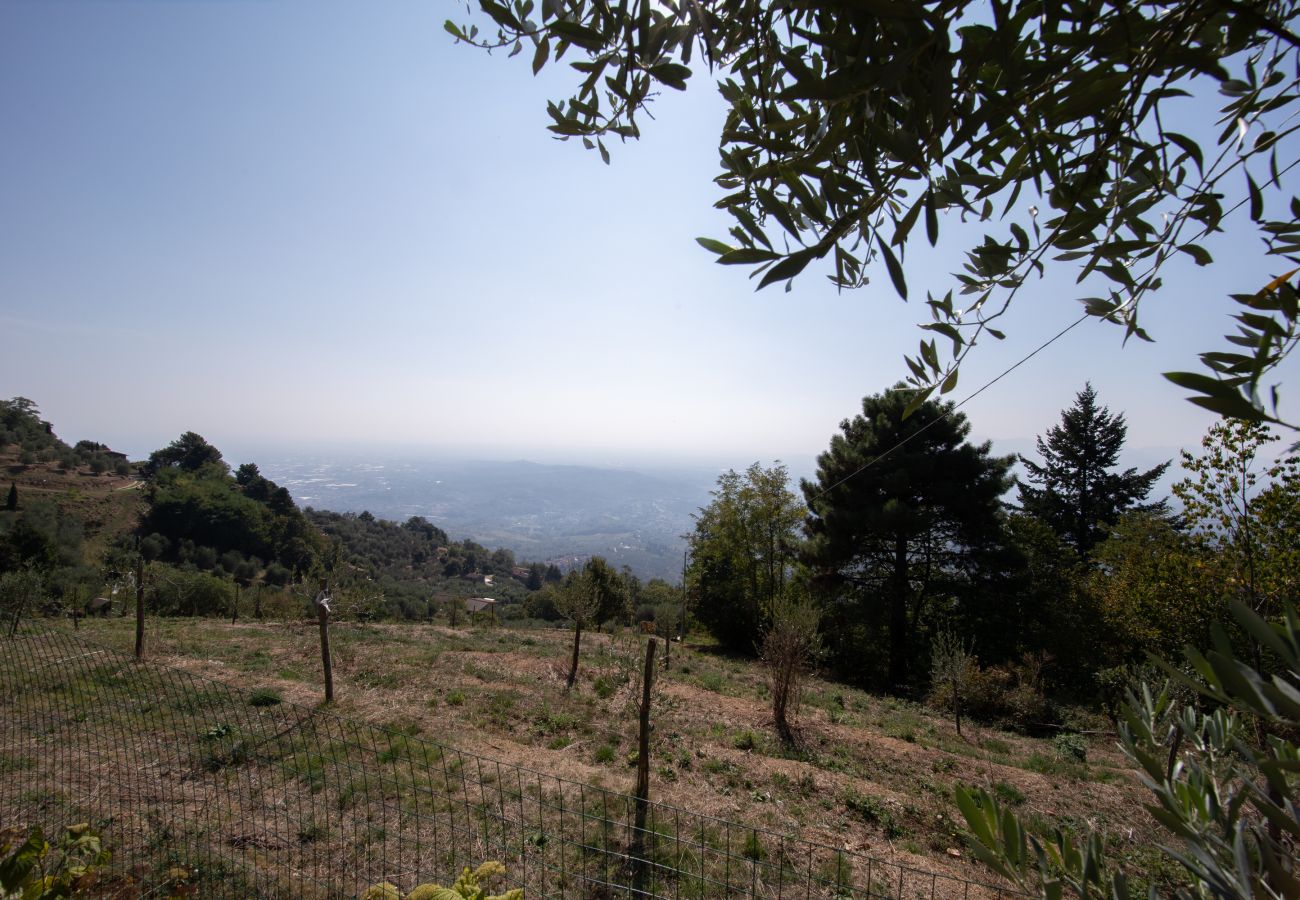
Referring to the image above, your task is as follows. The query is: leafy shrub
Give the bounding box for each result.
[732,730,757,751]
[1052,732,1088,763]
[0,823,111,898]
[594,744,616,764]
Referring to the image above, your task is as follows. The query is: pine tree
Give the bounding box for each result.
[1017,384,1169,560]
[803,389,1013,690]
[5,482,16,511]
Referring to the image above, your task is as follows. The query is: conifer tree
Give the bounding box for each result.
[5,482,16,511]
[803,389,1013,690]
[1017,384,1168,560]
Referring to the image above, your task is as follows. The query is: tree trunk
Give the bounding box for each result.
[134,558,145,659]
[889,535,909,689]
[631,638,657,893]
[566,621,582,692]
[316,586,334,703]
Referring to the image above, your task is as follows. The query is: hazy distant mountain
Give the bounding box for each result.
[254,456,718,580]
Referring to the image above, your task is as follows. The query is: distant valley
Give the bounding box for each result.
[254,456,720,580]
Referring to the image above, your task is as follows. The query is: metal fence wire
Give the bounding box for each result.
[0,629,1023,899]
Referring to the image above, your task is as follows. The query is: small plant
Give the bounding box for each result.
[842,790,902,837]
[0,823,112,898]
[991,781,1026,806]
[447,690,466,706]
[297,821,328,844]
[1052,732,1088,763]
[732,730,757,751]
[385,860,523,900]
[203,722,234,740]
[594,744,616,764]
[929,630,977,736]
[593,676,615,699]
[741,830,766,861]
[248,687,282,707]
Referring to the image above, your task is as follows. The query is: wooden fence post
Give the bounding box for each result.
[134,558,145,659]
[631,637,657,891]
[8,580,28,638]
[315,583,334,703]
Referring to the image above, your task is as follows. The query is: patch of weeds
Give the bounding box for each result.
[248,688,282,708]
[842,789,902,838]
[991,781,1026,806]
[483,690,520,727]
[732,730,758,751]
[982,737,1013,755]
[1026,752,1087,779]
[699,672,725,693]
[658,765,678,782]
[593,676,616,699]
[463,661,499,682]
[203,723,234,741]
[594,745,616,764]
[297,822,328,844]
[534,706,581,735]
[742,831,765,861]
[0,753,35,775]
[885,725,917,743]
[446,690,466,706]
[547,736,572,750]
[931,756,956,774]
[1053,732,1088,762]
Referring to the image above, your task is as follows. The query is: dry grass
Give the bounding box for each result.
[34,615,1184,896]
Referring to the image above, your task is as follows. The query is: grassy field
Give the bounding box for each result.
[49,614,1182,895]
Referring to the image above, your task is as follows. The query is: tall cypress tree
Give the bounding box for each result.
[1017,384,1168,559]
[5,482,16,511]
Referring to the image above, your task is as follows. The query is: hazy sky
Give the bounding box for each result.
[3,1,1297,476]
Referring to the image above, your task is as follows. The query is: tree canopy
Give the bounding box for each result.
[686,462,804,653]
[450,0,1300,426]
[1017,383,1169,559]
[802,388,1013,688]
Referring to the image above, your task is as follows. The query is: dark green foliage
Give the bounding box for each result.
[6,483,17,511]
[0,500,82,574]
[802,388,1013,689]
[148,569,232,616]
[687,463,803,653]
[140,438,322,577]
[142,431,225,477]
[0,398,61,456]
[959,601,1300,897]
[1018,385,1169,560]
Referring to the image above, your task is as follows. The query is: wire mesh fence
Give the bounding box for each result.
[1,628,1023,899]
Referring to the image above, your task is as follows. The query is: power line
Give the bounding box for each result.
[809,311,1092,502]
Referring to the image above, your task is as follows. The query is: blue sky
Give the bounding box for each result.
[2,0,1296,479]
